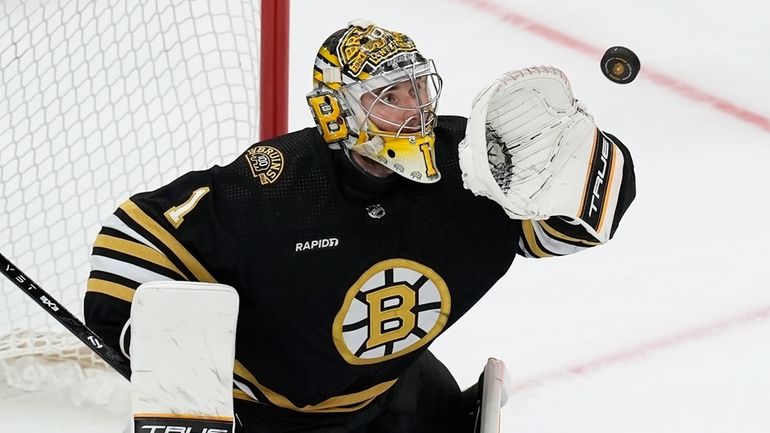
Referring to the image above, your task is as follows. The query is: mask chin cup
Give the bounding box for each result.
[351,132,441,183]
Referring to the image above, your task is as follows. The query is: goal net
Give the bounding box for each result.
[0,0,285,394]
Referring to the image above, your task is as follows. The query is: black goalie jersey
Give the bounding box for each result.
[84,115,635,412]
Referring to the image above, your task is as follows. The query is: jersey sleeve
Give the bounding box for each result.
[517,132,636,258]
[84,170,219,360]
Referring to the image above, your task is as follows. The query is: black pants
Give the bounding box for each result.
[234,351,475,433]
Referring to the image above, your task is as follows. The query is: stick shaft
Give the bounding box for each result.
[0,252,130,380]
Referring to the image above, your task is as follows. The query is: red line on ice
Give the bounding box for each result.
[508,305,770,392]
[457,0,770,134]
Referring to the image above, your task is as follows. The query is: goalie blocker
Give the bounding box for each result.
[459,66,632,243]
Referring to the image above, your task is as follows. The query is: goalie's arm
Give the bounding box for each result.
[84,209,191,360]
[85,170,221,358]
[518,132,636,258]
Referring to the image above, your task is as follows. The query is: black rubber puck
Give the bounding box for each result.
[600,46,640,84]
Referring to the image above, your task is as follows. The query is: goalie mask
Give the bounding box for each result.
[307,20,443,183]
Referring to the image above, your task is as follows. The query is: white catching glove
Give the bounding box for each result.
[459,66,625,243]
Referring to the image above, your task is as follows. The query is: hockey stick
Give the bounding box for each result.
[0,252,131,380]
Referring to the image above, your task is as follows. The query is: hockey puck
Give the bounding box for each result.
[600,46,640,84]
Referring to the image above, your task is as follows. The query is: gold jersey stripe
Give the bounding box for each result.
[521,221,554,258]
[119,200,216,283]
[133,413,233,422]
[539,220,601,247]
[233,360,397,413]
[87,278,135,303]
[93,233,185,277]
[233,389,256,402]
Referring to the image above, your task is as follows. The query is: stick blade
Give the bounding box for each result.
[479,357,513,433]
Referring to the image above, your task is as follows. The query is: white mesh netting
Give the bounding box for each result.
[0,0,262,394]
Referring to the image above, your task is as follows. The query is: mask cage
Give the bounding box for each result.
[344,59,442,141]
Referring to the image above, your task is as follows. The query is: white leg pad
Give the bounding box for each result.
[130,281,239,433]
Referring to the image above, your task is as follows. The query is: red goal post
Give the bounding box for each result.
[260,0,289,140]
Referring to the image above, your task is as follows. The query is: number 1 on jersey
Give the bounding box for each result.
[164,187,210,228]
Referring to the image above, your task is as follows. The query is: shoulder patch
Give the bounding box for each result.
[244,145,284,185]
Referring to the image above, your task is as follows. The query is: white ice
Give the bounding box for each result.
[3,0,769,431]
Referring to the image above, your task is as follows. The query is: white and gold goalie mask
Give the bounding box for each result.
[306,20,443,183]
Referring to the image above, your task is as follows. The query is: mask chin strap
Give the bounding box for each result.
[350,131,385,158]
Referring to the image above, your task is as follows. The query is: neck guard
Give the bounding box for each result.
[333,148,397,198]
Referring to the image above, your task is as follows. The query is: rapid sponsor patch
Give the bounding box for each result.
[295,237,340,252]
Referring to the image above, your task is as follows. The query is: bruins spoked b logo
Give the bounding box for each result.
[333,259,451,365]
